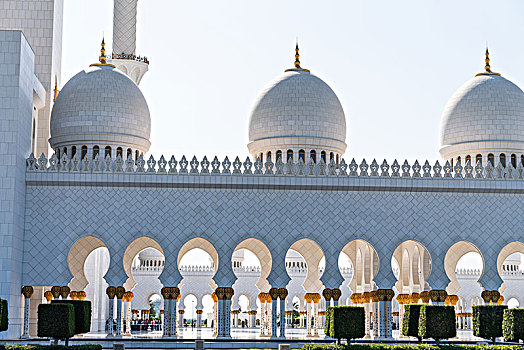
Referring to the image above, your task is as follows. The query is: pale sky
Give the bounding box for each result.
[61,0,524,164]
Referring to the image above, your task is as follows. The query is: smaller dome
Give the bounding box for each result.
[439,50,524,164]
[50,61,151,157]
[247,45,347,163]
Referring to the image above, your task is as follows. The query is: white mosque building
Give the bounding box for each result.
[2,0,524,342]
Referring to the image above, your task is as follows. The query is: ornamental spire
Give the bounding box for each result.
[100,38,107,64]
[285,41,310,73]
[90,38,116,68]
[475,47,500,77]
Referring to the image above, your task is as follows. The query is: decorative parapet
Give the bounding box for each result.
[112,53,149,64]
[25,153,524,180]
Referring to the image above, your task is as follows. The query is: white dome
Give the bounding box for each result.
[49,64,151,155]
[439,73,524,163]
[248,69,347,161]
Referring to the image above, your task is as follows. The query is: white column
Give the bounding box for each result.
[21,287,32,339]
[107,295,114,337]
[313,301,319,336]
[169,297,177,337]
[162,298,170,337]
[271,299,278,338]
[364,303,371,339]
[125,299,132,336]
[115,298,122,337]
[178,310,184,329]
[196,310,202,328]
[378,300,393,339]
[372,300,379,338]
[249,311,256,328]
[225,297,232,338]
[306,301,312,336]
[259,302,265,336]
[279,298,286,338]
[217,299,224,338]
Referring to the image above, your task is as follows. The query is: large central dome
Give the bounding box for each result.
[247,45,347,164]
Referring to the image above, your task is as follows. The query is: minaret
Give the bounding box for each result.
[108,0,149,84]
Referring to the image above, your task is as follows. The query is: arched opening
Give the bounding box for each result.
[68,236,109,332]
[521,155,524,166]
[465,155,471,164]
[508,298,520,309]
[457,156,461,164]
[299,150,305,163]
[445,241,484,301]
[135,150,139,160]
[321,151,326,163]
[497,242,524,307]
[105,146,112,159]
[71,146,77,158]
[310,150,316,163]
[337,252,354,305]
[84,246,110,332]
[340,240,379,296]
[130,247,165,316]
[202,294,214,328]
[117,147,123,158]
[488,153,494,166]
[93,145,100,159]
[266,151,272,161]
[232,238,271,292]
[81,146,88,160]
[511,154,517,168]
[148,293,162,319]
[177,238,219,308]
[336,154,339,164]
[500,153,506,167]
[183,294,198,327]
[391,240,431,294]
[127,148,132,159]
[476,154,482,165]
[231,248,262,312]
[123,237,165,291]
[287,150,293,162]
[286,239,325,293]
[276,150,282,162]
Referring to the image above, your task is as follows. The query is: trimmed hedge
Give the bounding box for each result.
[0,298,8,332]
[51,300,91,334]
[402,304,422,341]
[418,305,456,344]
[302,345,524,350]
[325,306,365,343]
[473,305,508,344]
[37,303,75,340]
[1,346,102,350]
[503,308,524,342]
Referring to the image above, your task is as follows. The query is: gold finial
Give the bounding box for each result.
[100,38,107,64]
[53,75,60,102]
[475,47,500,77]
[90,37,116,68]
[285,41,310,73]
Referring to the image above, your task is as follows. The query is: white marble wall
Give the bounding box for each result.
[0,0,64,157]
[0,30,35,338]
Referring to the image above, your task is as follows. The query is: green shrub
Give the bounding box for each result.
[473,305,507,344]
[503,308,524,342]
[51,300,91,334]
[2,345,102,350]
[0,299,8,332]
[37,303,75,340]
[402,304,422,341]
[418,305,456,345]
[324,307,331,336]
[325,306,365,344]
[302,345,524,349]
